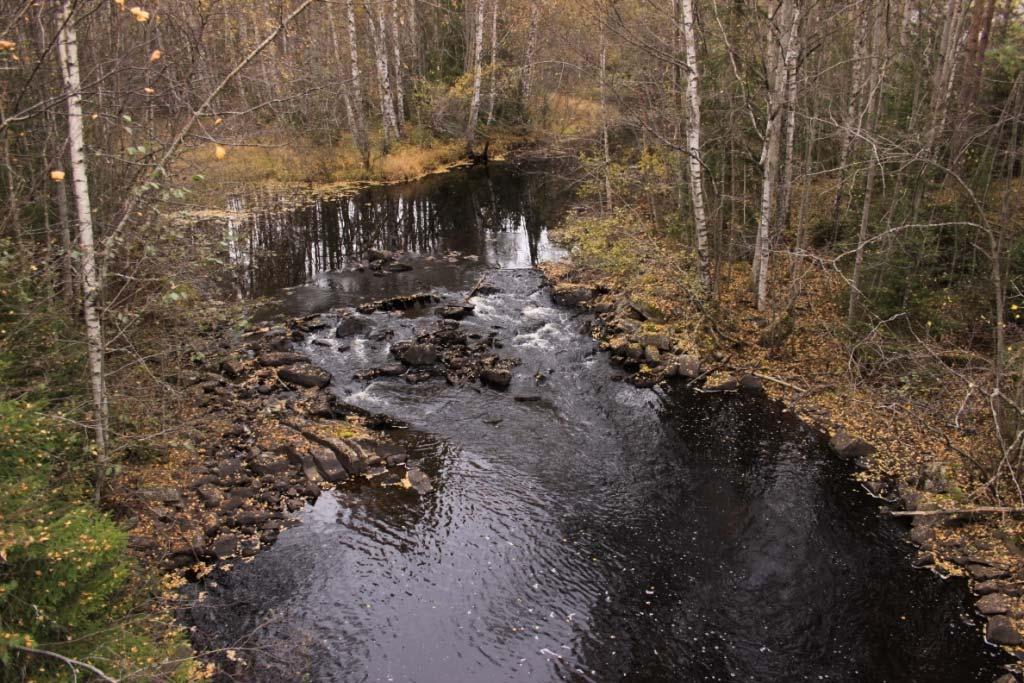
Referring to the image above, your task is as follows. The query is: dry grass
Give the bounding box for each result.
[176,128,523,208]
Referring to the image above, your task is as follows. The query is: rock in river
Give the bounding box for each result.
[401,343,438,367]
[986,615,1024,645]
[480,367,512,389]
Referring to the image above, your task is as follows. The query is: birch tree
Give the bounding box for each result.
[346,0,370,167]
[465,0,487,152]
[369,1,400,148]
[57,0,109,502]
[680,0,710,288]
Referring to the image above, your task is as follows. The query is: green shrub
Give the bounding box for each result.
[0,401,186,681]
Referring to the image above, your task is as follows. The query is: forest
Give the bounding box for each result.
[1,0,1024,680]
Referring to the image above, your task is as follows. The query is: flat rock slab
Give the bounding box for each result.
[977,593,1012,615]
[401,343,438,366]
[259,351,310,367]
[137,487,182,505]
[986,615,1024,645]
[211,534,238,560]
[312,448,348,483]
[278,363,332,388]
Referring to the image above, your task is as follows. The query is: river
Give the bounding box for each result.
[190,161,1009,681]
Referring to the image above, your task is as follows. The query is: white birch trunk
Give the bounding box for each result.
[466,0,486,152]
[58,0,109,502]
[346,0,370,167]
[370,2,400,148]
[681,0,710,288]
[755,0,798,312]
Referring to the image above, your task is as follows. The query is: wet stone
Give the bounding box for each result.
[986,616,1024,645]
[970,565,1011,581]
[258,352,310,367]
[401,343,438,366]
[278,363,332,388]
[977,593,1013,616]
[481,367,512,389]
[437,305,474,320]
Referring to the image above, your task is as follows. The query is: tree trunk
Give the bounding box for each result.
[370,1,400,149]
[522,0,540,104]
[345,0,370,168]
[58,0,110,503]
[755,0,798,312]
[465,0,486,152]
[681,0,710,288]
[389,0,406,129]
[600,31,612,211]
[486,0,499,125]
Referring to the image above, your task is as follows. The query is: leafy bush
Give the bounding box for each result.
[0,401,186,681]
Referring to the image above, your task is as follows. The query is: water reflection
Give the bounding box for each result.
[223,162,574,301]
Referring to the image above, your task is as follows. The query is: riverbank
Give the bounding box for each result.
[540,215,1024,671]
[175,127,533,213]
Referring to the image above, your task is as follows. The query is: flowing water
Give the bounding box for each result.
[191,162,1009,681]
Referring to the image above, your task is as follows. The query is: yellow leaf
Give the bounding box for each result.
[214,145,228,160]
[0,40,15,51]
[114,0,125,8]
[49,170,65,182]
[90,113,99,120]
[143,87,155,94]
[149,49,161,62]
[214,117,223,126]
[129,7,150,22]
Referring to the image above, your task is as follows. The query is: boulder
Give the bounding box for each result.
[437,305,474,320]
[640,334,673,351]
[969,564,1010,581]
[480,367,512,389]
[278,363,331,388]
[829,429,877,462]
[211,534,238,560]
[551,284,596,308]
[739,375,764,392]
[401,343,438,366]
[977,593,1012,616]
[312,448,348,483]
[258,351,310,367]
[908,526,935,547]
[251,452,292,475]
[197,486,223,508]
[986,616,1023,645]
[219,358,245,380]
[335,316,369,338]
[676,354,701,379]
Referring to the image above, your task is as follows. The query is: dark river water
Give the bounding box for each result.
[192,162,1009,681]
